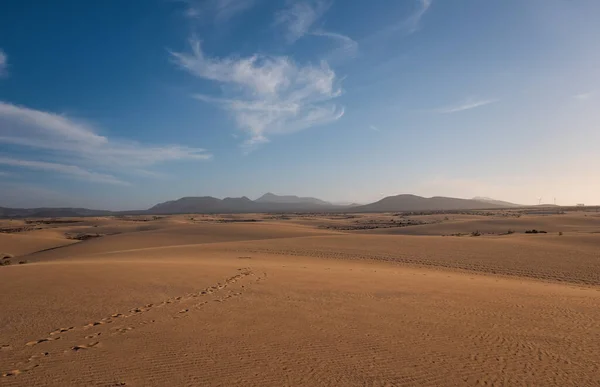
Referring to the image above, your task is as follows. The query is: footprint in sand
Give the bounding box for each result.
[70,342,100,351]
[26,337,60,346]
[49,327,74,336]
[2,364,39,377]
[112,327,133,335]
[28,352,49,361]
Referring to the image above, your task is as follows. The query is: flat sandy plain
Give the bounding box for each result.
[1,210,599,386]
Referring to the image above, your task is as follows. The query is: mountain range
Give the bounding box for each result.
[351,195,519,212]
[1,193,522,218]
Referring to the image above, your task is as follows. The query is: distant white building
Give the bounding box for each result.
[576,203,585,207]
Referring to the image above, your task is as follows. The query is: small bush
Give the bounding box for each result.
[558,231,563,236]
[18,260,27,265]
[525,229,547,234]
[471,230,481,237]
[507,229,515,235]
[0,260,11,266]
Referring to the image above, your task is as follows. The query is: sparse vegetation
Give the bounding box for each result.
[525,229,547,234]
[65,232,104,241]
[559,231,563,236]
[471,230,481,237]
[506,229,515,235]
[1,253,15,266]
[18,260,28,265]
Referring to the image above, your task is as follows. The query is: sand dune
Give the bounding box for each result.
[1,210,599,386]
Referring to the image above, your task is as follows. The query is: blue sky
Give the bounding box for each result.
[0,0,599,209]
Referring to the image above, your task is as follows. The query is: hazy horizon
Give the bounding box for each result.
[1,0,599,210]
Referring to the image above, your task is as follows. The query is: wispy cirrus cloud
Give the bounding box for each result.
[311,30,359,60]
[0,157,129,186]
[406,0,432,34]
[573,91,595,100]
[170,39,344,149]
[0,101,211,184]
[274,2,358,63]
[180,0,256,22]
[369,125,379,131]
[0,49,8,77]
[275,0,332,43]
[435,97,498,114]
[363,0,432,43]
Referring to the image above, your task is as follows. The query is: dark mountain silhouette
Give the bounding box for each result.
[351,194,510,212]
[148,195,344,214]
[1,193,523,218]
[0,207,112,218]
[255,193,331,206]
[148,196,257,214]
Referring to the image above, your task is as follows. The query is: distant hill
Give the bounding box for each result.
[0,207,112,218]
[148,196,257,214]
[472,197,521,207]
[1,193,521,217]
[255,193,331,206]
[351,194,510,212]
[147,195,345,214]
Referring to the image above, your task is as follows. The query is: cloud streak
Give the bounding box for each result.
[181,0,256,22]
[436,98,497,114]
[171,39,344,148]
[0,49,7,77]
[0,157,128,185]
[363,0,432,43]
[275,0,332,43]
[0,101,211,184]
[573,91,595,100]
[406,0,432,34]
[311,30,359,60]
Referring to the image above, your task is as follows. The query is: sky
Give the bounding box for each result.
[0,0,599,210]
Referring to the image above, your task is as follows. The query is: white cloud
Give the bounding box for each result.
[436,98,497,114]
[369,125,379,131]
[275,0,331,43]
[171,39,344,148]
[363,0,432,42]
[573,91,595,100]
[0,101,211,184]
[311,30,359,61]
[182,0,256,22]
[0,49,7,77]
[406,0,432,34]
[0,157,128,186]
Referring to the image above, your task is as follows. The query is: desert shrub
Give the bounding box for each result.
[558,231,563,236]
[18,260,27,264]
[525,229,547,234]
[1,253,14,260]
[0,260,11,266]
[507,229,515,235]
[471,230,481,237]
